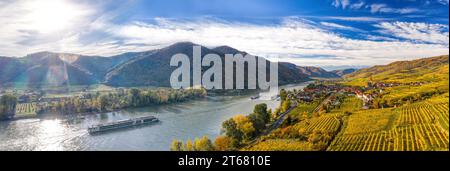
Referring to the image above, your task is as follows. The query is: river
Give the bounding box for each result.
[0,83,310,151]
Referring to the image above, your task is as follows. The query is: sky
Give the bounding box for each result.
[0,0,448,69]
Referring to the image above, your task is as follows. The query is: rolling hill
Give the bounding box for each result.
[331,68,357,77]
[0,42,351,88]
[344,55,449,86]
[104,42,311,87]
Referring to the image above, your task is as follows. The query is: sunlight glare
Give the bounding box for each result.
[24,0,86,33]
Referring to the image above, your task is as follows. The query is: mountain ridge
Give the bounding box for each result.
[1,42,367,88]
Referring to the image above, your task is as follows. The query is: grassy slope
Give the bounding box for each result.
[344,55,449,86]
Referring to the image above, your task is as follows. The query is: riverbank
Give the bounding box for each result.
[0,82,311,151]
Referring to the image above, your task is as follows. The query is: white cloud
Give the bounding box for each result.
[332,0,351,9]
[370,4,420,14]
[437,0,449,5]
[375,22,449,45]
[319,16,388,22]
[0,0,98,56]
[350,1,365,9]
[365,35,399,42]
[320,22,362,31]
[102,18,449,66]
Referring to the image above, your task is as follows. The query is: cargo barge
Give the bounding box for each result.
[88,116,159,134]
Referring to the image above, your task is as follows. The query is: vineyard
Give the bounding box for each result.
[342,108,396,135]
[399,102,449,130]
[295,115,341,134]
[415,124,449,150]
[329,100,449,151]
[251,56,449,151]
[244,139,312,151]
[331,97,363,112]
[329,131,395,151]
[329,126,428,151]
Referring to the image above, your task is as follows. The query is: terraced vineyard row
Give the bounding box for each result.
[415,124,449,150]
[399,102,449,130]
[299,115,341,134]
[429,103,449,130]
[330,99,449,151]
[391,126,426,151]
[398,103,435,125]
[329,123,449,151]
[15,103,37,115]
[329,125,437,151]
[328,131,395,151]
[343,108,395,135]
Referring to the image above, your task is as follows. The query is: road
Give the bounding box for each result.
[264,92,335,136]
[312,93,334,113]
[263,99,298,136]
[247,92,334,147]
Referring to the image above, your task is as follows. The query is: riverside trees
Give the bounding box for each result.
[171,103,272,151]
[0,94,17,120]
[46,88,207,114]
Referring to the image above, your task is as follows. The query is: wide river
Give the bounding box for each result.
[0,83,310,151]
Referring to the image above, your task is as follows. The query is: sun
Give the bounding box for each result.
[24,0,87,33]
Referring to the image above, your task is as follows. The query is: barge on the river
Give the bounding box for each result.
[88,116,159,134]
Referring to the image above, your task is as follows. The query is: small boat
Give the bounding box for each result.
[88,116,159,134]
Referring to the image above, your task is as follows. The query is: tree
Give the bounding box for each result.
[129,88,141,106]
[222,118,243,142]
[170,139,184,151]
[248,113,265,133]
[0,94,17,120]
[233,115,256,141]
[253,103,270,124]
[214,136,235,151]
[194,136,215,151]
[185,139,195,151]
[97,94,109,111]
[280,89,287,102]
[280,100,291,113]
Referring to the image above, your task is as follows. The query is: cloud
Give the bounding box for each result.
[350,1,365,9]
[101,17,449,67]
[365,35,399,42]
[319,16,388,22]
[437,0,449,5]
[320,22,362,31]
[0,1,448,67]
[375,22,449,45]
[332,0,351,9]
[0,0,99,56]
[331,1,421,15]
[369,4,420,14]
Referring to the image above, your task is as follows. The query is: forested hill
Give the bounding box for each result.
[1,42,348,88]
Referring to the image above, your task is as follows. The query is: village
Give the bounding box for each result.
[287,80,430,111]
